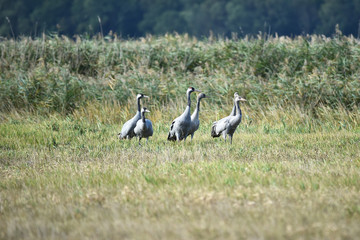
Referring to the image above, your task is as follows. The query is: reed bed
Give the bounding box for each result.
[1,33,359,115]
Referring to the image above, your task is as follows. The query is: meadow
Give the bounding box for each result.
[1,33,360,239]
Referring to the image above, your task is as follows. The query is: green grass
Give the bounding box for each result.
[1,112,359,239]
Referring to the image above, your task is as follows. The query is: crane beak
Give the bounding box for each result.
[143,95,149,98]
[145,109,150,113]
[195,89,201,92]
[240,97,247,102]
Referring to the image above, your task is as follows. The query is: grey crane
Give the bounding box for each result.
[187,93,207,141]
[167,87,201,141]
[134,108,153,146]
[118,93,149,139]
[211,92,239,133]
[211,95,246,144]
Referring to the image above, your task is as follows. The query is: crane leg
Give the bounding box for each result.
[230,135,233,144]
[138,137,142,146]
[191,133,194,141]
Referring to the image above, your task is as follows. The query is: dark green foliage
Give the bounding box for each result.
[1,0,360,37]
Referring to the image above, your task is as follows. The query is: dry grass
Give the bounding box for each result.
[1,108,359,240]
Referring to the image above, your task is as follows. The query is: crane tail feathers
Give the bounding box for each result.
[167,132,176,141]
[118,133,124,139]
[211,124,220,138]
[167,121,177,141]
[118,130,136,140]
[170,121,175,131]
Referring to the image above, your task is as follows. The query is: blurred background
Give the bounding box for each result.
[1,0,360,38]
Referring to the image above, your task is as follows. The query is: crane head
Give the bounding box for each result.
[235,96,247,102]
[141,107,150,113]
[137,93,149,99]
[198,93,207,99]
[187,87,201,94]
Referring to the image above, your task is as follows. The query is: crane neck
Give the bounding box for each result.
[196,98,201,113]
[235,100,242,117]
[192,98,201,119]
[141,111,146,122]
[137,97,141,112]
[230,102,236,116]
[187,91,191,107]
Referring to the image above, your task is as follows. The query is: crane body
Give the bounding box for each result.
[211,95,246,144]
[188,93,207,140]
[134,108,153,145]
[167,87,200,141]
[118,94,149,139]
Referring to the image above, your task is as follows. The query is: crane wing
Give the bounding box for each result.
[211,116,230,137]
[118,113,140,139]
[167,120,177,141]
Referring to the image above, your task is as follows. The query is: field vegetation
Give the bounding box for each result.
[1,33,360,239]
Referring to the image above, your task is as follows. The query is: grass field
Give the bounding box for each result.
[1,107,360,239]
[1,34,360,239]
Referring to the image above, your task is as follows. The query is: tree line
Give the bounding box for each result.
[1,0,360,38]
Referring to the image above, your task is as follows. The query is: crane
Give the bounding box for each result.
[118,93,149,139]
[211,95,246,144]
[167,87,201,141]
[187,93,207,141]
[210,92,238,136]
[134,108,153,146]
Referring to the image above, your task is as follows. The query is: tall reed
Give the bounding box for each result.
[1,33,359,115]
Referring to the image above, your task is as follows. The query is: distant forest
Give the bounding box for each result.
[1,0,360,38]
